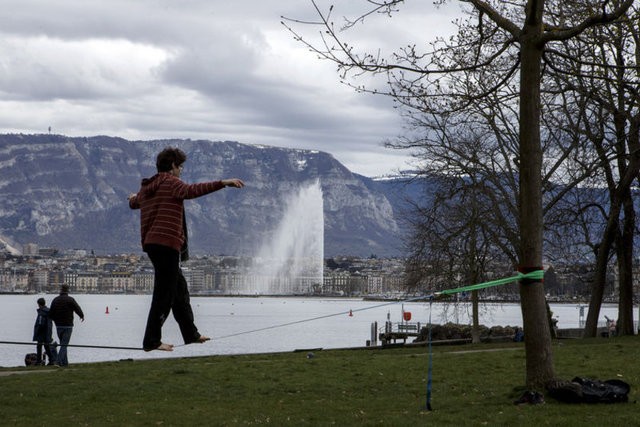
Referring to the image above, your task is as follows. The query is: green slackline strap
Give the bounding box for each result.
[434,270,544,297]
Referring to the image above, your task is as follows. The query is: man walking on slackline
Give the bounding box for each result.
[129,147,244,351]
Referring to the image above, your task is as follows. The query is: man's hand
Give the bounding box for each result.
[222,179,245,188]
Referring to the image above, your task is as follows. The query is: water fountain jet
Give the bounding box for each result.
[242,180,324,294]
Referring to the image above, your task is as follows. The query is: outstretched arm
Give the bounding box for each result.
[173,178,245,199]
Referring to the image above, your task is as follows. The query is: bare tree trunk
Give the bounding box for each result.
[617,118,640,336]
[469,193,481,344]
[617,193,635,336]
[518,13,555,389]
[584,213,617,337]
[471,290,481,344]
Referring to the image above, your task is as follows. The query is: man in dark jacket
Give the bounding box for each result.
[32,298,57,365]
[48,285,84,367]
[128,147,244,351]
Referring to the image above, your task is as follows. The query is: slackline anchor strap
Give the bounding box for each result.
[433,269,545,298]
[517,266,545,285]
[425,298,434,411]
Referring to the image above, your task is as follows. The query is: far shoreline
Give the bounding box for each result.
[0,290,603,306]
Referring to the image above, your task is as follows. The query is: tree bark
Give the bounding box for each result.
[471,290,481,344]
[584,211,618,337]
[617,192,635,336]
[518,4,555,389]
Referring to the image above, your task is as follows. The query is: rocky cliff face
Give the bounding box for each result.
[0,134,409,257]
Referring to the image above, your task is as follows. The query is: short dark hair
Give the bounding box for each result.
[37,298,45,306]
[156,147,187,172]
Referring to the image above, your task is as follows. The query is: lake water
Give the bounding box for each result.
[0,294,627,368]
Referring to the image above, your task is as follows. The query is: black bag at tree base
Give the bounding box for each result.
[547,377,630,404]
[24,353,38,366]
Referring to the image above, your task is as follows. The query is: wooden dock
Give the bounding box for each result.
[377,321,421,345]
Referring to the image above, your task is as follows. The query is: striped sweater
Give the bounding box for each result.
[129,172,225,253]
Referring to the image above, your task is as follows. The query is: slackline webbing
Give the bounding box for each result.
[0,341,142,351]
[434,270,544,297]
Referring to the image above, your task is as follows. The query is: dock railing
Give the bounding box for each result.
[367,321,422,346]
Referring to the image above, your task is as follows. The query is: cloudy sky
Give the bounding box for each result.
[0,1,462,177]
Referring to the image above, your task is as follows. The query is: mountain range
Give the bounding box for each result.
[0,134,420,258]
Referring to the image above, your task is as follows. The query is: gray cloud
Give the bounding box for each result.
[0,0,460,176]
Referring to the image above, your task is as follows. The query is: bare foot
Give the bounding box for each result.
[158,343,174,351]
[196,336,211,344]
[144,343,174,352]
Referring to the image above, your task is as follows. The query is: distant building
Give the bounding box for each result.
[29,269,49,293]
[38,248,58,257]
[0,268,29,292]
[183,268,205,294]
[23,243,39,256]
[76,271,99,293]
[97,271,122,293]
[132,271,154,293]
[65,249,88,257]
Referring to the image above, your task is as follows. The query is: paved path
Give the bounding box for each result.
[0,368,60,377]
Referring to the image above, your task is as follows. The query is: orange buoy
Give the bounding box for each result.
[349,309,353,317]
[105,306,109,314]
[403,311,412,321]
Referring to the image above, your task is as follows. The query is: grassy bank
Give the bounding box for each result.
[1,337,637,426]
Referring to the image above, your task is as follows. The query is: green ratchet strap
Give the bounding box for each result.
[434,270,544,297]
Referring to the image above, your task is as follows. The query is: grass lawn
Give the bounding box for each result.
[0,336,637,426]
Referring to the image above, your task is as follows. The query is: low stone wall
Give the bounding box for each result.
[414,324,610,342]
[556,327,609,339]
[414,323,520,342]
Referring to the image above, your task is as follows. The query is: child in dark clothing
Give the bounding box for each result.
[32,298,57,365]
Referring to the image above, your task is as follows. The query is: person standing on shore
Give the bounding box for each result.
[128,147,244,352]
[32,297,57,365]
[49,285,85,367]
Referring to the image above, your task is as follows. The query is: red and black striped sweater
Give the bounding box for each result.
[129,172,225,254]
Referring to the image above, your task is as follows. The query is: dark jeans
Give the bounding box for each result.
[56,326,73,367]
[143,244,201,350]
